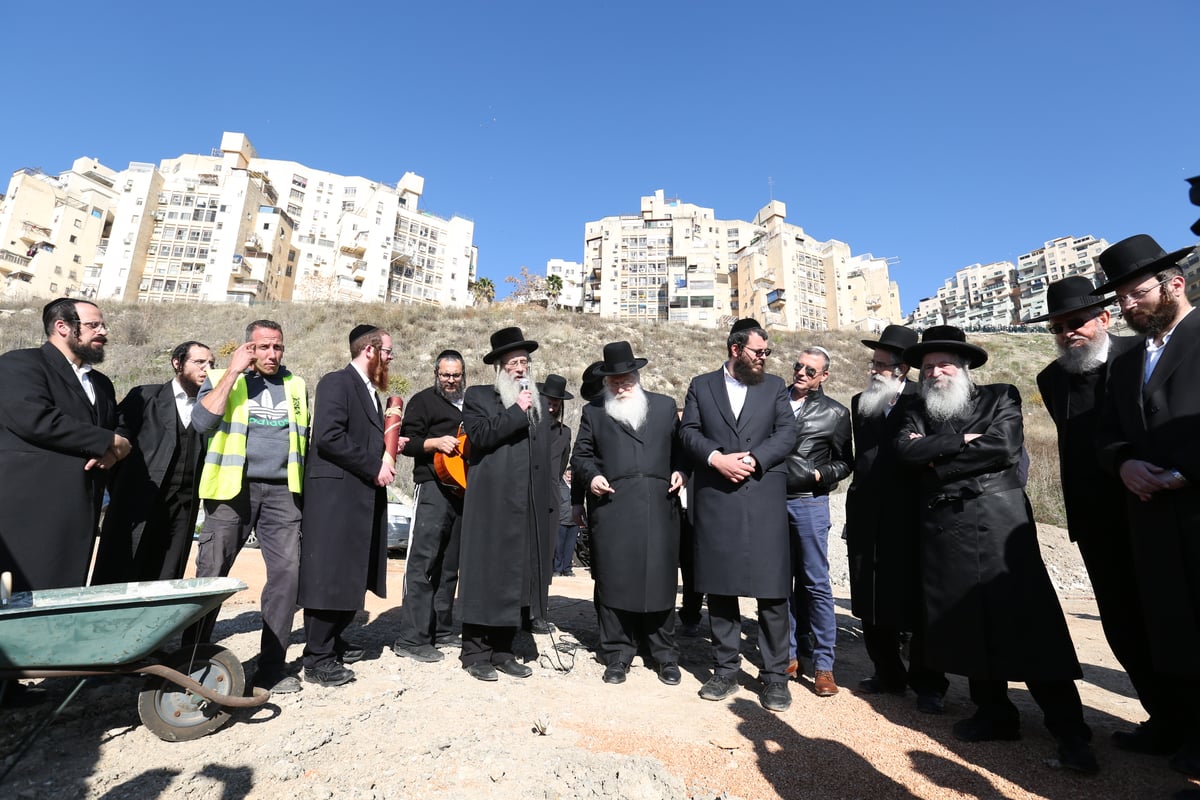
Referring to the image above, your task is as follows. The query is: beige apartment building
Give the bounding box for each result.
[579,191,902,331]
[1,132,476,307]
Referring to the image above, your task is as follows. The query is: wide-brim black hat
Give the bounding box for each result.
[861,324,918,355]
[1022,276,1110,324]
[579,361,605,401]
[538,374,574,400]
[1092,234,1194,294]
[902,325,988,369]
[483,326,539,364]
[594,340,648,376]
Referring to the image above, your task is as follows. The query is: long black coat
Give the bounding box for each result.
[298,366,388,610]
[1098,309,1200,676]
[571,392,683,612]
[845,380,922,629]
[895,383,1081,681]
[92,381,206,583]
[679,368,796,598]
[0,343,117,591]
[458,386,557,627]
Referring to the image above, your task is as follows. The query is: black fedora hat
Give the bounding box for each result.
[538,374,574,400]
[902,325,988,369]
[594,341,648,376]
[579,361,605,401]
[1022,276,1109,324]
[861,324,918,356]
[483,326,539,364]
[1092,234,1194,294]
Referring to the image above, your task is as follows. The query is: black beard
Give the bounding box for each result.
[731,356,765,386]
[69,335,105,365]
[435,382,465,404]
[1126,290,1178,337]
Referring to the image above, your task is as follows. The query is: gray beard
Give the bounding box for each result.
[1056,330,1107,375]
[921,371,975,423]
[495,368,541,424]
[603,384,649,431]
[857,373,903,418]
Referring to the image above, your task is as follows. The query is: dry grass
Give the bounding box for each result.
[0,301,1066,522]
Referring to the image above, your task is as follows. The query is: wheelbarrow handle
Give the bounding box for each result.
[9,665,271,708]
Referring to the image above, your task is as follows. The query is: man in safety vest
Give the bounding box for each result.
[185,319,308,694]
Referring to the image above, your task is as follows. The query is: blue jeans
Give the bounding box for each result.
[554,524,579,575]
[787,495,836,672]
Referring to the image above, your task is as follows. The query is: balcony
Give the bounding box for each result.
[0,249,32,269]
[340,243,366,258]
[766,289,785,308]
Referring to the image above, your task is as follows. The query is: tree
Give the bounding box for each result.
[470,277,495,305]
[545,274,563,311]
[504,266,546,306]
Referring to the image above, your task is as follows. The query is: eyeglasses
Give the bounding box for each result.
[437,372,463,380]
[378,347,393,355]
[75,320,108,332]
[742,346,772,359]
[793,364,821,378]
[1114,277,1172,308]
[502,358,531,369]
[1047,314,1098,335]
[868,359,900,371]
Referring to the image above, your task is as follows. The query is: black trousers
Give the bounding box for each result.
[395,481,462,647]
[595,602,677,667]
[707,594,790,683]
[968,677,1090,741]
[677,512,704,625]
[863,622,949,696]
[460,623,517,667]
[303,608,355,670]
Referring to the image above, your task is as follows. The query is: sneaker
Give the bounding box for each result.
[698,674,738,701]
[304,662,355,688]
[392,642,445,662]
[761,681,792,712]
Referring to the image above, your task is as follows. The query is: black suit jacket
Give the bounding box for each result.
[0,342,116,590]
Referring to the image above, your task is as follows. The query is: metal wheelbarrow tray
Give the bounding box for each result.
[0,577,269,752]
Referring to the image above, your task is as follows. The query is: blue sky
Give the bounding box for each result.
[4,2,1196,311]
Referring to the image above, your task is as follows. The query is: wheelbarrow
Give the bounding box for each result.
[0,575,270,779]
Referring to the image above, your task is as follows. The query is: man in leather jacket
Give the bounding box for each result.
[785,346,852,696]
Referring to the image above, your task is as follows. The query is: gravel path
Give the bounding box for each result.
[2,495,1195,799]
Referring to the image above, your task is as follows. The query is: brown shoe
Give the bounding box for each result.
[785,658,799,677]
[813,670,839,697]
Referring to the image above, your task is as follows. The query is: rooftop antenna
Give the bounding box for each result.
[768,176,774,201]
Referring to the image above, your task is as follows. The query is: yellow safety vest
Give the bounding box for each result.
[198,369,308,500]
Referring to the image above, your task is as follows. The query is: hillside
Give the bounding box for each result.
[0,301,1065,523]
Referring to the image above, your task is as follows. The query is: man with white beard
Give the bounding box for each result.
[457,328,557,682]
[895,326,1098,775]
[1027,277,1161,750]
[571,341,687,685]
[844,326,948,713]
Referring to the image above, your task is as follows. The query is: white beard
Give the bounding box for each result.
[921,369,975,423]
[1056,330,1107,375]
[857,372,904,418]
[604,384,649,431]
[495,367,542,424]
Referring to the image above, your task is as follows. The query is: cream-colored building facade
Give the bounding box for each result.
[2,132,475,307]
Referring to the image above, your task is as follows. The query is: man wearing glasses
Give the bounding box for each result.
[1094,234,1200,778]
[784,346,852,698]
[0,298,129,594]
[680,319,796,711]
[186,319,309,694]
[393,349,469,663]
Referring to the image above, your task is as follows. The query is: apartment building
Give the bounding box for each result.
[2,132,476,307]
[546,258,585,311]
[1015,235,1108,322]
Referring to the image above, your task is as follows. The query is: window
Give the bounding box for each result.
[72,255,81,263]
[69,235,77,243]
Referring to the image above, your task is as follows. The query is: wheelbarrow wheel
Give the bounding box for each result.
[137,644,245,742]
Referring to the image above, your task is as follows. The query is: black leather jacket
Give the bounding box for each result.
[786,387,853,497]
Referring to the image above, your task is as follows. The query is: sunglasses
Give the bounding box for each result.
[793,364,821,378]
[1047,313,1099,335]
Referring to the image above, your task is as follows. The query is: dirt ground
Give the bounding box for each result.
[2,516,1197,800]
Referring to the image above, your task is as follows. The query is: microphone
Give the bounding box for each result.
[519,378,529,392]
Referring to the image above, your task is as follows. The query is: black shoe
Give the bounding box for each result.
[761,681,792,712]
[435,635,463,649]
[678,622,702,638]
[254,669,302,694]
[561,570,576,578]
[916,692,946,715]
[657,663,681,686]
[1170,748,1200,780]
[1111,721,1181,755]
[603,662,629,685]
[1056,736,1099,775]
[495,659,533,678]
[857,676,907,695]
[304,662,355,687]
[0,681,48,708]
[392,642,445,662]
[464,662,498,681]
[336,640,365,664]
[698,674,738,701]
[528,618,553,635]
[952,715,1020,742]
